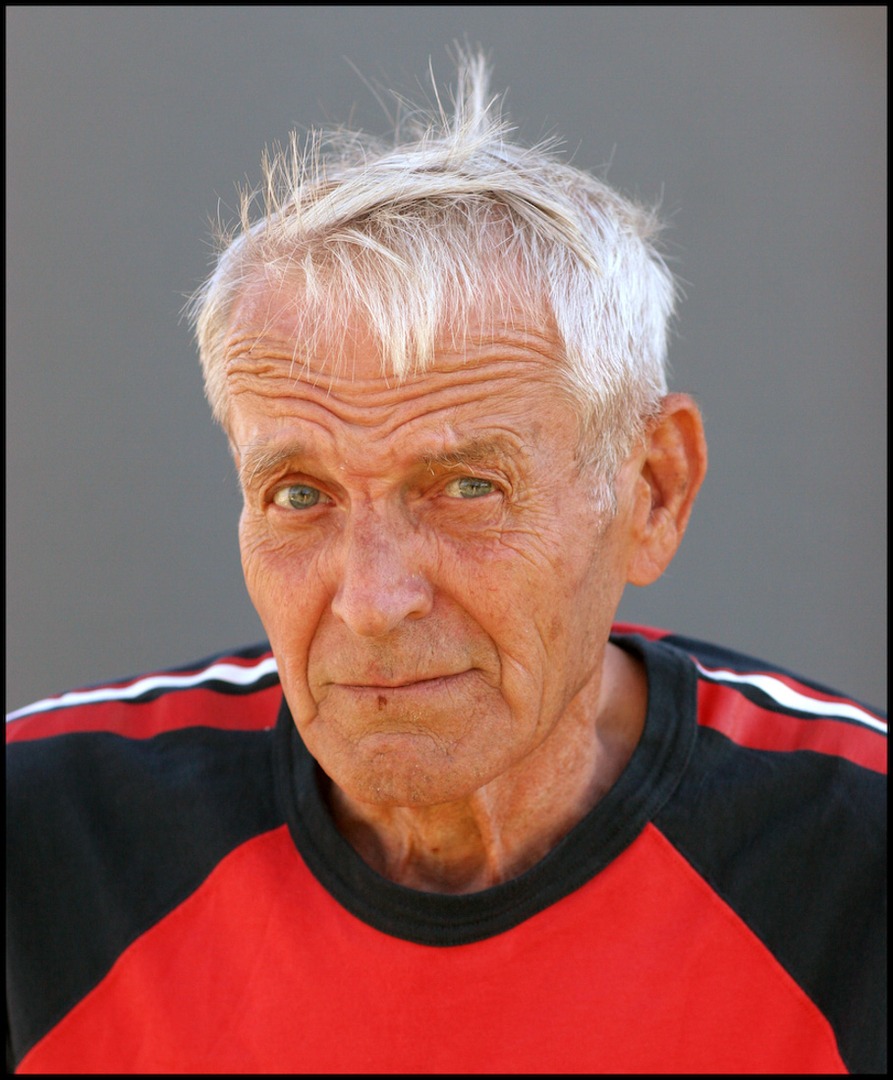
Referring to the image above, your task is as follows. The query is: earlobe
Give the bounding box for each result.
[626,393,707,587]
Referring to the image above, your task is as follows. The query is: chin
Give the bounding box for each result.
[330,733,500,808]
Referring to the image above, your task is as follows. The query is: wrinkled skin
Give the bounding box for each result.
[224,276,706,891]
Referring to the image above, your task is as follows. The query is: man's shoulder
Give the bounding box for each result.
[6,642,281,745]
[6,647,286,1072]
[7,641,285,928]
[619,625,886,1074]
[612,622,887,777]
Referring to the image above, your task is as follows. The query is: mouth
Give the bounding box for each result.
[329,671,473,693]
[334,669,468,686]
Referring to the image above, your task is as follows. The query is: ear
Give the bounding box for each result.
[625,393,707,587]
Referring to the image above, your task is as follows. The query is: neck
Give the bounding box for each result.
[327,643,647,893]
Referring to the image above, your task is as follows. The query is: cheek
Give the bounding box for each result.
[239,514,328,636]
[239,518,332,724]
[437,535,557,693]
[472,517,615,684]
[468,520,592,627]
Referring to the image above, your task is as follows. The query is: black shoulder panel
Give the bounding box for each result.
[6,725,283,1067]
[654,726,886,1074]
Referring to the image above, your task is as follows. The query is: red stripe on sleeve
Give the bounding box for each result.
[696,680,887,775]
[696,660,887,718]
[6,683,282,743]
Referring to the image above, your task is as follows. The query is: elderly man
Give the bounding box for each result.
[7,57,885,1074]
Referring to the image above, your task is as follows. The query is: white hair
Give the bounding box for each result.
[189,53,675,501]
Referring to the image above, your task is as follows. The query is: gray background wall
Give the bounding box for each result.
[7,6,886,713]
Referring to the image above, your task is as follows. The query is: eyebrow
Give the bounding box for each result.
[238,442,309,490]
[420,438,520,472]
[237,435,521,490]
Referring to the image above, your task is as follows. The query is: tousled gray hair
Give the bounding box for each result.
[189,53,675,500]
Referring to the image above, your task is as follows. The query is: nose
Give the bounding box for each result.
[330,509,434,637]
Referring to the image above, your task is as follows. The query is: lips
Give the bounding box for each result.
[332,672,466,689]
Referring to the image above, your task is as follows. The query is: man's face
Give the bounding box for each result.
[226,279,639,807]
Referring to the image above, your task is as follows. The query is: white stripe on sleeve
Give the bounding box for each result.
[6,656,280,722]
[694,662,887,735]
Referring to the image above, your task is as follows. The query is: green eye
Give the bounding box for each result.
[273,484,324,510]
[444,477,496,499]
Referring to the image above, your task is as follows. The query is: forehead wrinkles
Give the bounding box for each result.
[225,341,565,426]
[222,284,577,448]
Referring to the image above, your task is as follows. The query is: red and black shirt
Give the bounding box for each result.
[6,626,886,1073]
